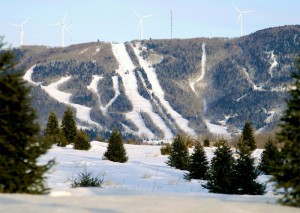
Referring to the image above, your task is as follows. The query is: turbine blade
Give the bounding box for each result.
[142,14,154,19]
[242,10,254,14]
[52,23,60,26]
[237,14,241,25]
[63,12,68,23]
[22,18,30,26]
[132,9,140,18]
[233,4,241,13]
[10,23,20,27]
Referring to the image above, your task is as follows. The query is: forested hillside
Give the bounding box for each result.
[15,25,300,139]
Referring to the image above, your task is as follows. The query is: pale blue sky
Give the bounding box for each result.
[1,0,299,47]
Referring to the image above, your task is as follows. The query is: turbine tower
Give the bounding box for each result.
[133,10,154,40]
[11,18,30,46]
[233,4,253,37]
[53,12,69,47]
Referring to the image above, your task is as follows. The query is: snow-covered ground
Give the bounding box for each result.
[205,119,231,138]
[1,142,298,213]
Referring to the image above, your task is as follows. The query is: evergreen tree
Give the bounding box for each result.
[272,54,300,207]
[45,111,60,144]
[238,121,256,151]
[104,128,128,163]
[203,139,236,194]
[185,142,208,180]
[74,130,91,150]
[0,42,54,194]
[166,134,190,170]
[61,106,77,144]
[259,138,280,175]
[234,144,265,195]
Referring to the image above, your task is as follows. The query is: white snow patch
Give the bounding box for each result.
[112,43,173,139]
[267,51,278,78]
[205,120,231,138]
[236,93,248,102]
[79,48,89,54]
[132,43,196,136]
[190,43,207,93]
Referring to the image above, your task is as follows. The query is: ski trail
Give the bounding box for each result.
[87,75,121,115]
[268,51,278,78]
[23,65,40,86]
[240,67,265,91]
[132,43,196,136]
[23,67,101,129]
[112,43,173,139]
[190,43,206,93]
[102,76,120,112]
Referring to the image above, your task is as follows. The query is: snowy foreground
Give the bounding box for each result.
[0,142,298,213]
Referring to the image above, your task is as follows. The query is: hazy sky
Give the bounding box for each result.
[1,0,300,47]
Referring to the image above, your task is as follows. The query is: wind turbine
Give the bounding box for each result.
[11,18,30,46]
[233,4,253,37]
[53,12,70,47]
[133,10,154,40]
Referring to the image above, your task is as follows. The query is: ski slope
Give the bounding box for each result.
[111,43,173,139]
[132,43,195,136]
[23,67,101,129]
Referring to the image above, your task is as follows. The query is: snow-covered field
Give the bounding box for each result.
[1,142,298,213]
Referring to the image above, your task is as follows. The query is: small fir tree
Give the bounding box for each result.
[74,130,91,150]
[0,42,54,194]
[61,106,77,144]
[166,134,190,170]
[238,121,256,151]
[203,139,236,194]
[234,144,265,195]
[185,142,208,180]
[45,111,60,144]
[272,54,300,207]
[104,128,128,163]
[259,138,280,175]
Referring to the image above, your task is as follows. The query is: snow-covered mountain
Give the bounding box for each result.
[16,25,300,139]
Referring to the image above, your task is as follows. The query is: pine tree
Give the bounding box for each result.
[0,43,54,194]
[259,138,280,175]
[234,144,265,195]
[74,130,91,150]
[61,106,77,144]
[238,121,256,151]
[166,134,190,170]
[185,142,208,180]
[45,111,60,145]
[272,54,300,207]
[203,139,236,194]
[104,128,128,163]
